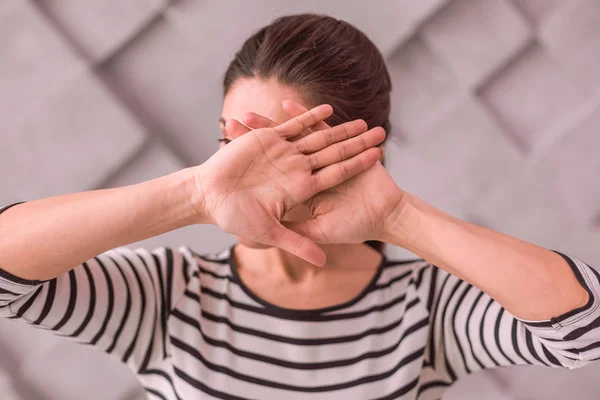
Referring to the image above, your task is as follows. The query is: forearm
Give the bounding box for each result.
[382,192,589,321]
[0,167,204,281]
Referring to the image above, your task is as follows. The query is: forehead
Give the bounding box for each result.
[221,78,308,125]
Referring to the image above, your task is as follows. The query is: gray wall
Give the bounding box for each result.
[2,0,600,399]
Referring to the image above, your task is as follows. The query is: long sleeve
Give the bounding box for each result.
[415,252,600,384]
[0,244,198,374]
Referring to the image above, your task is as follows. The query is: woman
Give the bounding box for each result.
[1,13,598,400]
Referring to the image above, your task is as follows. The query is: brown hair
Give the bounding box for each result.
[223,13,391,253]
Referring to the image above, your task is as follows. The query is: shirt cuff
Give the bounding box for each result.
[519,251,599,333]
[0,201,48,286]
[0,202,26,215]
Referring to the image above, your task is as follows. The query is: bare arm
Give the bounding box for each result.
[261,101,599,372]
[0,105,385,378]
[246,101,590,322]
[0,169,200,281]
[0,105,385,280]
[382,193,589,322]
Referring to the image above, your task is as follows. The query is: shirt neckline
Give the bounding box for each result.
[227,244,388,318]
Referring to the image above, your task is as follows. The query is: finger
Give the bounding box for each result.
[295,119,368,154]
[242,112,278,129]
[267,223,327,266]
[306,127,386,170]
[282,100,331,132]
[312,148,382,193]
[283,220,329,244]
[242,110,314,145]
[273,104,333,139]
[225,119,251,139]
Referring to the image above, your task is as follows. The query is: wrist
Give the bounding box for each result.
[381,192,430,249]
[382,192,461,258]
[169,167,212,226]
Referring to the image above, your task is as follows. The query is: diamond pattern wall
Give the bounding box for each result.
[2,1,600,399]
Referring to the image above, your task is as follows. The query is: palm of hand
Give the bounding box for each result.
[233,100,404,246]
[296,162,404,244]
[195,103,386,265]
[201,130,311,235]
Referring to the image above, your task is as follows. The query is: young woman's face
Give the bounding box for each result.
[220,77,315,249]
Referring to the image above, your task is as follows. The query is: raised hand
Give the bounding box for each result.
[237,100,406,246]
[197,104,386,266]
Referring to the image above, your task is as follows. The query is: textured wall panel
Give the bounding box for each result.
[35,0,167,62]
[387,36,458,138]
[558,227,600,270]
[469,168,573,248]
[167,0,452,59]
[421,0,531,87]
[0,319,63,370]
[493,363,600,400]
[19,340,143,400]
[1,72,146,204]
[0,0,24,16]
[103,19,221,165]
[390,97,524,217]
[0,319,136,400]
[0,379,20,400]
[443,369,512,400]
[106,141,185,188]
[540,0,600,88]
[536,103,600,224]
[509,0,561,23]
[479,44,589,152]
[2,1,600,399]
[0,1,83,124]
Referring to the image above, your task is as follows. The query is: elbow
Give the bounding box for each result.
[569,353,600,370]
[555,348,600,370]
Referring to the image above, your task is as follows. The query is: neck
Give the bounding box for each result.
[233,242,382,284]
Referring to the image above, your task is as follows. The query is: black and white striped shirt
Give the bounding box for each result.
[1,207,600,399]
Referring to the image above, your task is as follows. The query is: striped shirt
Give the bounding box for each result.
[1,206,600,399]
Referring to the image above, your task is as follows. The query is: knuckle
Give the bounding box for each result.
[359,134,368,150]
[299,117,308,131]
[312,174,322,193]
[322,130,333,147]
[338,163,349,181]
[343,124,352,140]
[308,109,319,124]
[337,144,348,161]
[308,154,319,170]
[295,138,306,153]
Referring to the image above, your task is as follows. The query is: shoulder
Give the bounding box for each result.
[102,245,232,276]
[177,245,234,278]
[383,257,430,277]
[376,257,429,289]
[382,257,452,291]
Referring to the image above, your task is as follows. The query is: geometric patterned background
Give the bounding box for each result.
[2,1,600,399]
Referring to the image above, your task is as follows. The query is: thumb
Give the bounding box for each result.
[225,119,251,138]
[242,112,278,129]
[282,100,331,131]
[282,220,329,244]
[268,223,326,267]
